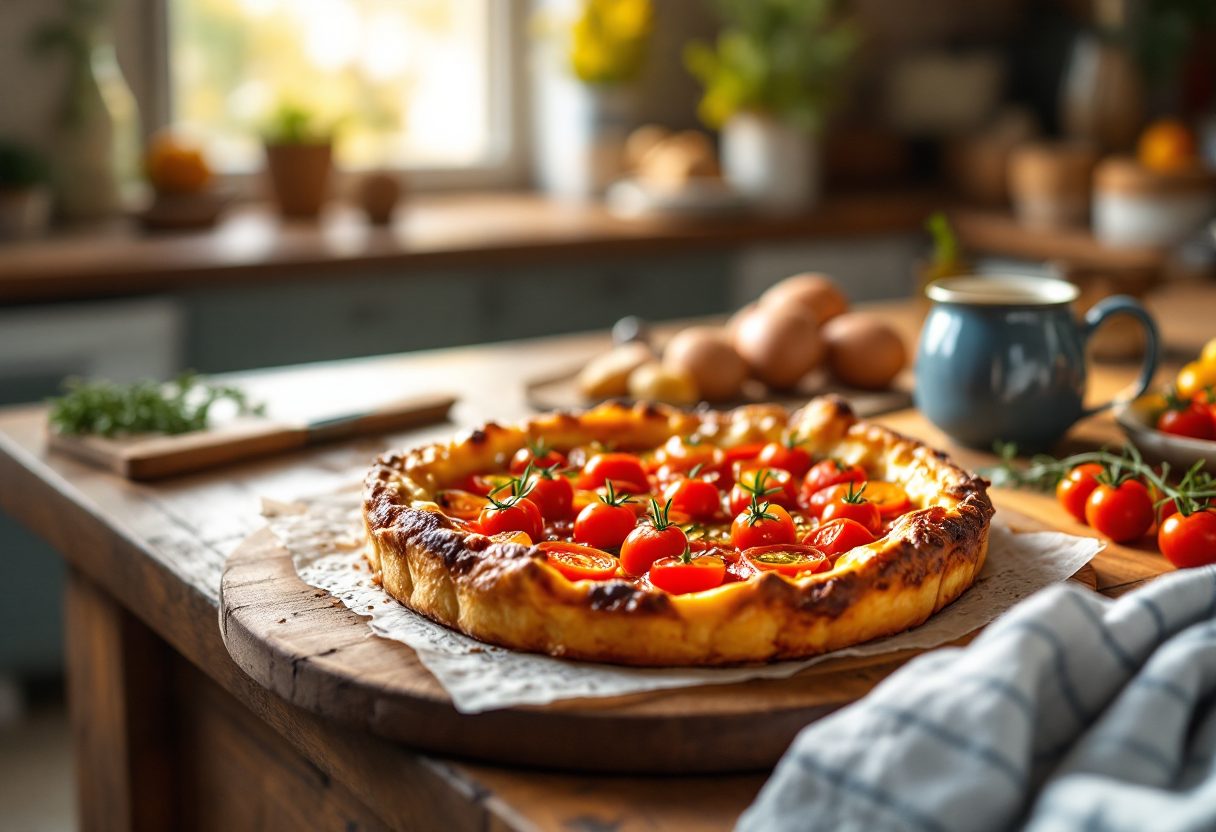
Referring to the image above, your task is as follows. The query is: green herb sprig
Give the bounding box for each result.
[48,373,264,437]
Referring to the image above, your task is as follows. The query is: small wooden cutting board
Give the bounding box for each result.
[48,392,457,480]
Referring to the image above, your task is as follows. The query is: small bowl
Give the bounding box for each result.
[1115,397,1216,475]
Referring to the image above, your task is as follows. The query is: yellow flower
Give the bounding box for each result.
[568,0,652,84]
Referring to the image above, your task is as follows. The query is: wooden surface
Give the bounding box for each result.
[0,282,1210,831]
[0,188,942,304]
[219,523,1095,775]
[48,392,455,480]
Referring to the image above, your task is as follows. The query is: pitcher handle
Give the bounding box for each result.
[1081,295,1161,418]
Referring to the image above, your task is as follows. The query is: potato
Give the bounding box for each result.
[732,305,825,390]
[663,326,747,402]
[578,342,654,399]
[627,362,699,406]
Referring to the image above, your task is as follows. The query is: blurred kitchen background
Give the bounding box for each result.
[1,0,1214,825]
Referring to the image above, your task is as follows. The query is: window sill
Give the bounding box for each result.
[0,188,945,305]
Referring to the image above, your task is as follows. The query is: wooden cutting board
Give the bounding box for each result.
[49,392,456,480]
[219,506,1095,775]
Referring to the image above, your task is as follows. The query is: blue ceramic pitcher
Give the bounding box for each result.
[915,275,1160,450]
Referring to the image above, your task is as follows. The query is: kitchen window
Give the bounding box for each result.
[162,0,525,188]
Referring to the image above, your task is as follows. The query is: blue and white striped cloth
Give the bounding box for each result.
[737,566,1216,832]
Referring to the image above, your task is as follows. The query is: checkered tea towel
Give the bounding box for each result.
[737,565,1216,832]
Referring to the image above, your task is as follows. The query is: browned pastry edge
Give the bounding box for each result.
[362,397,993,667]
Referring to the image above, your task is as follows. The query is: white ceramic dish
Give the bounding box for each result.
[605,177,749,219]
[1115,397,1216,475]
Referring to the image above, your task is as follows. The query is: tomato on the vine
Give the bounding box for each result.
[821,482,882,535]
[1056,463,1105,523]
[803,518,876,559]
[662,465,722,522]
[620,499,689,577]
[730,467,795,515]
[510,439,565,475]
[806,482,855,518]
[758,435,812,479]
[649,553,726,594]
[578,452,649,493]
[655,435,722,472]
[573,482,637,549]
[525,465,575,521]
[1156,400,1216,440]
[742,544,828,577]
[731,500,797,549]
[1085,477,1155,543]
[802,460,866,502]
[1159,509,1216,568]
[537,541,619,581]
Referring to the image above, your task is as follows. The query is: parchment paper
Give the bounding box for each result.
[263,489,1102,714]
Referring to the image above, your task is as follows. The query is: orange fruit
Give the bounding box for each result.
[1137,119,1197,174]
[145,133,212,194]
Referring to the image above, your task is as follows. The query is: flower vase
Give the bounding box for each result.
[721,112,820,215]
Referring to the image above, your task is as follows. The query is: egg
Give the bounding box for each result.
[821,313,907,390]
[578,342,654,399]
[627,362,699,406]
[731,306,825,390]
[663,326,748,402]
[760,273,849,325]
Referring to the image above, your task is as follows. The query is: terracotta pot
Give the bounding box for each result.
[264,143,332,219]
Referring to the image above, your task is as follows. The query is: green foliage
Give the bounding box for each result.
[926,212,959,269]
[263,102,333,146]
[684,0,858,131]
[0,141,49,188]
[48,373,264,437]
[1136,0,1216,86]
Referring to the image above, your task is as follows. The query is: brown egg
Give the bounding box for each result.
[663,326,748,402]
[726,302,757,341]
[821,313,907,390]
[760,273,849,325]
[731,306,825,390]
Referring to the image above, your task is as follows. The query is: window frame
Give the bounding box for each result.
[120,0,531,193]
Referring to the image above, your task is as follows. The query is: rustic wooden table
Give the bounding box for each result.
[0,284,1211,832]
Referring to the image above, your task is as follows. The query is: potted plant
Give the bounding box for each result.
[685,0,857,213]
[532,0,654,199]
[262,103,335,220]
[0,140,53,239]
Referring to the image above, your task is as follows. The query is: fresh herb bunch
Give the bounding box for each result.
[48,373,264,437]
[983,441,1216,516]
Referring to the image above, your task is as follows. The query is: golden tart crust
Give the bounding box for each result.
[362,397,994,667]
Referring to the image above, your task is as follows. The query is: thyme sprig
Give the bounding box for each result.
[982,441,1216,517]
[48,373,264,437]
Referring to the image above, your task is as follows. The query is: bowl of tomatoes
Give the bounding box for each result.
[1115,337,1216,475]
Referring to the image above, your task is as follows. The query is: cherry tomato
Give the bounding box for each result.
[1085,479,1155,543]
[573,484,638,549]
[1159,509,1216,569]
[578,452,649,493]
[649,553,727,594]
[525,468,574,521]
[479,496,543,540]
[435,489,489,521]
[721,442,766,467]
[510,440,565,475]
[620,499,688,577]
[1056,463,1105,523]
[803,518,876,559]
[743,544,828,577]
[663,474,722,522]
[1157,401,1215,440]
[537,541,619,581]
[802,460,866,502]
[822,496,882,535]
[758,438,812,479]
[730,467,795,515]
[807,482,863,519]
[655,435,722,471]
[731,502,797,549]
[862,481,912,518]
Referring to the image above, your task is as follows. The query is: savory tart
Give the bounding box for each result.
[363,397,993,667]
